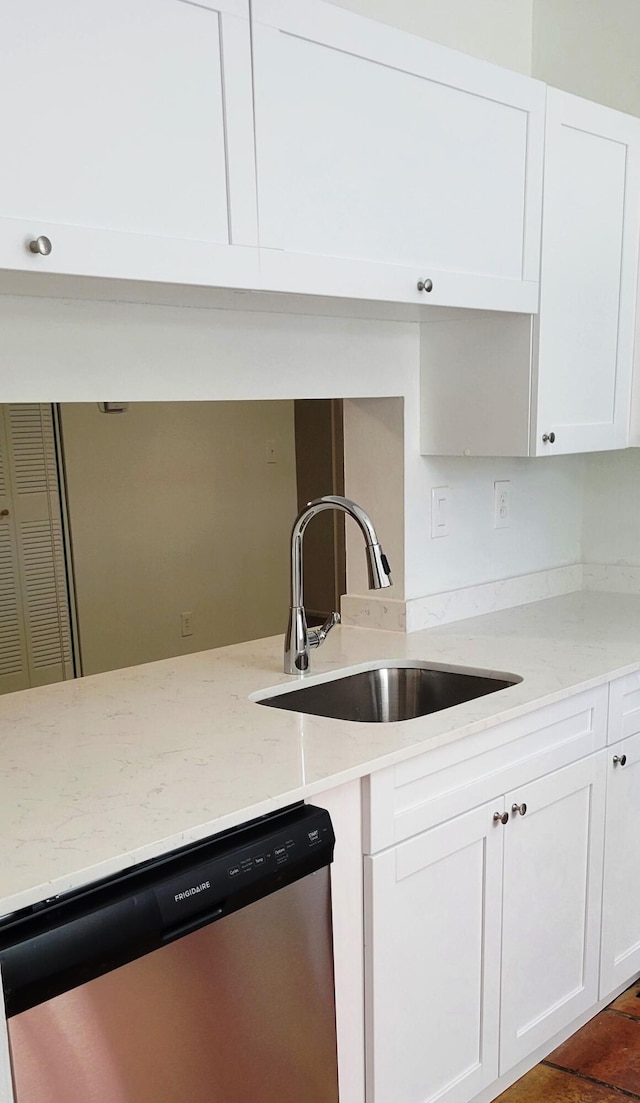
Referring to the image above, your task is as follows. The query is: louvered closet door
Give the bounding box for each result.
[0,411,29,693]
[0,405,73,693]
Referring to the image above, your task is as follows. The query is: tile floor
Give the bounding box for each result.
[496,981,640,1101]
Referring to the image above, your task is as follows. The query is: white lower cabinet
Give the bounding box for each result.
[365,800,502,1103]
[600,732,640,998]
[365,753,606,1103]
[499,756,605,1071]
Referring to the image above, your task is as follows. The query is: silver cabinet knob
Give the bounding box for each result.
[542,432,556,444]
[511,802,527,816]
[613,754,627,766]
[417,278,433,293]
[28,235,52,256]
[0,509,9,518]
[493,811,509,825]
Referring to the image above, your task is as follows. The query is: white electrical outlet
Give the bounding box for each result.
[494,480,511,528]
[431,486,450,538]
[180,611,193,637]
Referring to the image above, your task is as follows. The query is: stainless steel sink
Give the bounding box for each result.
[256,662,521,723]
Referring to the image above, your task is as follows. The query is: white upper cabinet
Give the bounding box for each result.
[421,90,640,457]
[251,0,545,311]
[0,0,259,288]
[534,89,640,454]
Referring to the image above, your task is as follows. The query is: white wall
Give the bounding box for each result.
[409,316,585,598]
[60,401,298,675]
[328,0,534,73]
[0,294,415,404]
[405,457,584,601]
[344,361,584,604]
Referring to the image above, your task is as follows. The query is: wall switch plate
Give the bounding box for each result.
[180,611,193,637]
[431,486,450,538]
[494,480,511,528]
[266,439,277,464]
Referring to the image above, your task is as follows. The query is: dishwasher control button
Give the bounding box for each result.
[227,865,242,878]
[307,829,320,845]
[253,854,266,867]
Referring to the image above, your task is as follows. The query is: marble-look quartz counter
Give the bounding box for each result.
[3,589,640,918]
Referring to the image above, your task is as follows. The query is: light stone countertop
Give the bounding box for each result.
[3,589,640,918]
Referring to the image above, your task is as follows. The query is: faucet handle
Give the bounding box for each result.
[308,611,341,650]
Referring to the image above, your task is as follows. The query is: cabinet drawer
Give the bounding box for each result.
[608,671,640,743]
[364,687,607,853]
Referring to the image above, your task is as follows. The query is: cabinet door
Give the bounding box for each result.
[253,0,544,311]
[600,734,640,997]
[0,0,258,288]
[365,801,503,1103]
[500,755,606,1072]
[534,89,640,455]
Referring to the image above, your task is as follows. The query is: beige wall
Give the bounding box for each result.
[328,0,534,73]
[60,402,297,675]
[333,0,640,109]
[333,0,640,111]
[344,397,406,598]
[533,0,640,114]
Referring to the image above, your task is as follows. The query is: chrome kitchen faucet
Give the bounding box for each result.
[284,495,392,674]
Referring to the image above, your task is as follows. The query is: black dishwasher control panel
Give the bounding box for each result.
[154,804,334,931]
[0,803,334,1016]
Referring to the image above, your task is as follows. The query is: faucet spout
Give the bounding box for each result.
[284,495,392,675]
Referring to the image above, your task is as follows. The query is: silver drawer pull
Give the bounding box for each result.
[28,235,52,256]
[493,811,509,825]
[511,802,527,816]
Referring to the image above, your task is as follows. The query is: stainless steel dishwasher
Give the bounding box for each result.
[0,803,338,1103]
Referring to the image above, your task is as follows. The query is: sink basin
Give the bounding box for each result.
[256,662,521,723]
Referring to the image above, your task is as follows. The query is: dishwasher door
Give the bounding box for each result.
[1,804,339,1103]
